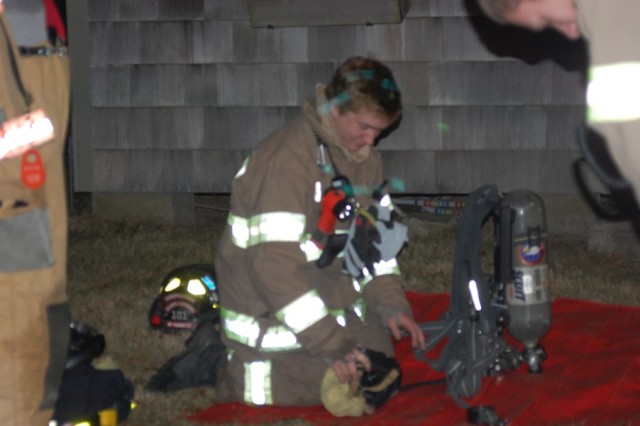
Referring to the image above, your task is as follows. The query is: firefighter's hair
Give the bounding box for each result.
[325,57,402,122]
[476,0,524,24]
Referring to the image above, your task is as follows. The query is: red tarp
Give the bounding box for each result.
[188,292,640,425]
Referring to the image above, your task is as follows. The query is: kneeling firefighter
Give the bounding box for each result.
[212,57,426,416]
[215,181,412,416]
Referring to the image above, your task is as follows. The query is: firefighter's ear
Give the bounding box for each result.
[329,105,341,120]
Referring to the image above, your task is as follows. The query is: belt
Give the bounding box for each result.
[19,46,68,57]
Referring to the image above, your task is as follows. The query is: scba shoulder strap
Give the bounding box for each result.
[311,132,357,268]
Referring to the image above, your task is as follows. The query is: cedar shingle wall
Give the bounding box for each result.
[86,0,587,194]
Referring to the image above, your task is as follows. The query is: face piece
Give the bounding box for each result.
[330,108,392,153]
[503,0,581,40]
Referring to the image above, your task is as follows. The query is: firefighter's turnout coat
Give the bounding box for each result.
[577,0,640,204]
[215,85,413,406]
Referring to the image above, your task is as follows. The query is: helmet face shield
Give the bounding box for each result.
[148,264,219,332]
[187,279,207,296]
[164,278,181,292]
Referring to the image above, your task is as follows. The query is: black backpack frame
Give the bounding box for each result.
[413,185,521,425]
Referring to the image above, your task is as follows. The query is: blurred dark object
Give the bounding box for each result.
[573,125,640,228]
[146,310,226,392]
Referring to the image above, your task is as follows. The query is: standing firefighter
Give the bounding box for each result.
[215,56,425,416]
[0,0,70,425]
[476,0,640,210]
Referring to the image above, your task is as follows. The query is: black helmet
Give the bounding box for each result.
[148,264,219,332]
[359,348,402,409]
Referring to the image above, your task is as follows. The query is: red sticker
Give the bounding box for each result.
[21,148,46,189]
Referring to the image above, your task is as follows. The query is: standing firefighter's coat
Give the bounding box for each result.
[576,0,640,206]
[214,85,413,407]
[0,5,70,426]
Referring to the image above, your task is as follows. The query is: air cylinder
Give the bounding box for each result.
[502,189,551,372]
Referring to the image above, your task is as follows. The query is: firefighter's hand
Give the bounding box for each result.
[332,348,371,384]
[387,312,426,351]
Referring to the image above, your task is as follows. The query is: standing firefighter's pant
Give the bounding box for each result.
[0,14,71,426]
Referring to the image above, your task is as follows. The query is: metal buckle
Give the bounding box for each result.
[19,46,68,57]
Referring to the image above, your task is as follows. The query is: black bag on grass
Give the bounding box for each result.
[54,364,134,425]
[145,310,226,392]
[52,321,135,425]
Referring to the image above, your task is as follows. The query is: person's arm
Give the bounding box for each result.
[364,275,425,350]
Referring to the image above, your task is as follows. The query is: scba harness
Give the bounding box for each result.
[413,185,529,426]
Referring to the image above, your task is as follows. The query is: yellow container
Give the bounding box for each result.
[98,407,117,426]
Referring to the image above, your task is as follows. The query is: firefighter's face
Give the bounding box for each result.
[331,108,391,153]
[503,0,581,40]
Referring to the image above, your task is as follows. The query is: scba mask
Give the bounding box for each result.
[320,348,402,417]
[148,264,219,332]
[358,348,402,409]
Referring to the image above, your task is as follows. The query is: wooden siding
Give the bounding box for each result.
[247,0,409,28]
[82,0,587,195]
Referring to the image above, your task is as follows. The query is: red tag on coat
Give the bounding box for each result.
[21,149,46,189]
